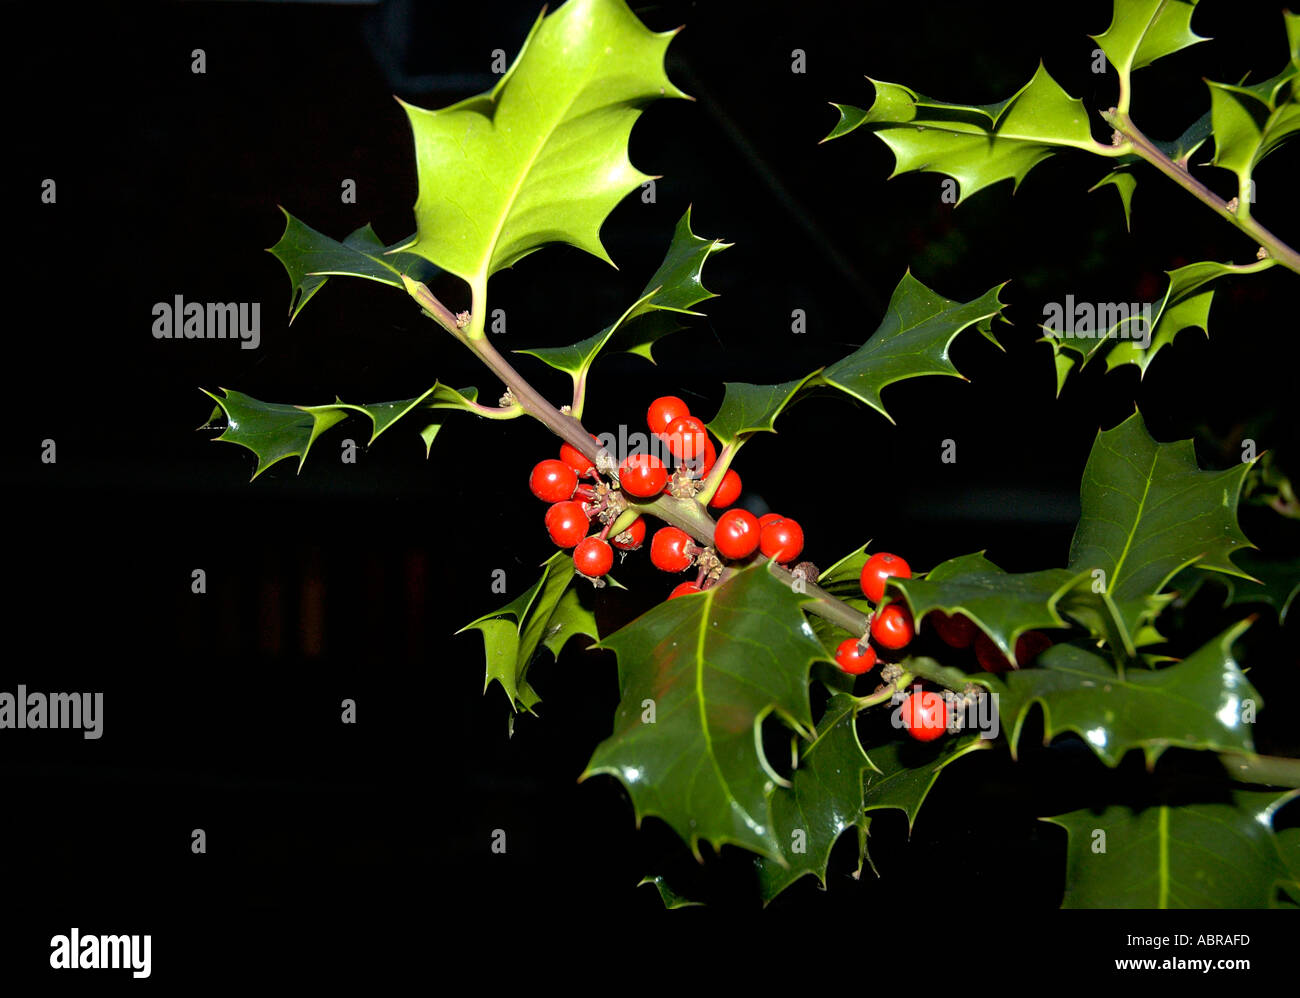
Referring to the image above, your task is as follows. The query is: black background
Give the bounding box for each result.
[3,0,1297,981]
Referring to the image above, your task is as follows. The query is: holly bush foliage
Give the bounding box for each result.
[203,0,1300,907]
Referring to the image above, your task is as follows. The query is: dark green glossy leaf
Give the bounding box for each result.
[817,272,1006,422]
[201,384,485,478]
[706,377,818,446]
[982,623,1260,766]
[517,208,729,380]
[1066,411,1254,649]
[756,695,874,903]
[895,556,1084,665]
[1173,550,1300,624]
[862,734,989,831]
[638,875,703,909]
[458,551,597,711]
[581,563,821,861]
[1045,789,1298,908]
[266,210,431,322]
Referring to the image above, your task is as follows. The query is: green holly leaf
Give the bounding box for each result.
[983,623,1260,766]
[1091,0,1208,80]
[1174,550,1300,624]
[1089,167,1137,231]
[394,0,686,285]
[1066,411,1255,649]
[862,734,989,831]
[1206,12,1300,192]
[581,563,821,861]
[756,695,874,903]
[458,552,597,711]
[517,208,729,385]
[1045,789,1298,908]
[1045,259,1276,388]
[816,272,1006,423]
[826,64,1104,204]
[895,556,1085,666]
[637,875,703,909]
[200,384,486,478]
[200,388,348,479]
[705,377,818,447]
[266,210,433,322]
[1277,828,1300,906]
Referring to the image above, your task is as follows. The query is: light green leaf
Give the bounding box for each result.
[826,64,1102,204]
[637,875,703,909]
[1089,167,1137,230]
[706,377,818,447]
[394,0,686,284]
[1091,0,1208,78]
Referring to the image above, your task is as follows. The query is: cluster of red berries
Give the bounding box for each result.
[830,552,916,677]
[927,610,1053,673]
[527,397,803,592]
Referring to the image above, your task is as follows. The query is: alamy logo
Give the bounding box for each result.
[50,928,150,978]
[0,686,103,739]
[152,294,261,350]
[1042,295,1153,349]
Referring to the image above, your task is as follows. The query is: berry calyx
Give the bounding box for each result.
[975,630,1052,673]
[529,459,578,503]
[573,536,614,579]
[708,469,742,508]
[650,526,695,573]
[668,581,701,599]
[713,508,761,560]
[929,610,977,649]
[760,517,804,563]
[545,501,590,548]
[859,552,912,604]
[870,602,914,650]
[647,396,691,436]
[611,516,646,551]
[618,452,669,498]
[834,638,876,675]
[899,690,948,742]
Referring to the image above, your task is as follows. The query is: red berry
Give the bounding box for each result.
[573,536,613,578]
[871,602,914,650]
[859,552,912,603]
[834,638,877,675]
[975,630,1052,672]
[758,512,784,530]
[650,527,694,573]
[618,452,669,498]
[647,396,691,436]
[713,508,761,560]
[668,581,701,599]
[559,431,598,478]
[708,469,742,508]
[760,517,804,563]
[545,501,590,548]
[662,415,711,467]
[929,610,977,649]
[611,517,646,551]
[530,459,578,503]
[899,690,948,742]
[689,438,717,479]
